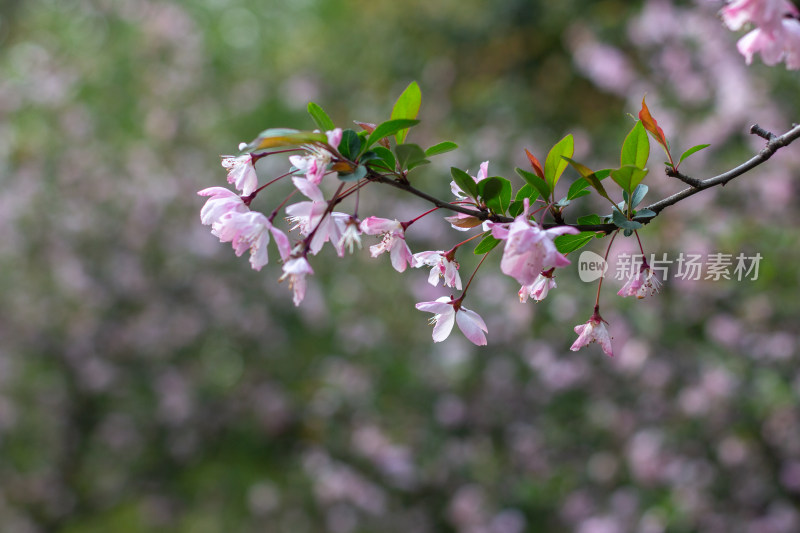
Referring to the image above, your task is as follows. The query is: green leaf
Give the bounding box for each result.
[629,184,648,209]
[478,177,512,215]
[562,157,614,203]
[474,234,501,255]
[369,146,396,171]
[610,165,648,194]
[424,141,458,157]
[394,143,426,170]
[621,120,650,169]
[338,164,367,182]
[508,200,525,217]
[544,134,574,192]
[554,231,596,254]
[515,168,551,200]
[407,159,431,170]
[451,167,479,199]
[567,177,590,200]
[514,183,538,202]
[577,214,603,225]
[611,209,643,230]
[678,143,710,165]
[634,208,656,219]
[366,119,421,149]
[307,102,335,131]
[249,128,327,150]
[338,129,362,160]
[390,81,421,144]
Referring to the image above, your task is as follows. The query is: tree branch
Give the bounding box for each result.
[365,123,800,234]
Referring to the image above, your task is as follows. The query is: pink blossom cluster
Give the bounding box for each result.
[199,115,674,356]
[199,141,610,349]
[721,0,800,69]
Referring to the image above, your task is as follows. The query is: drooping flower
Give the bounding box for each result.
[198,186,248,226]
[737,26,785,65]
[338,217,363,254]
[285,177,349,256]
[412,251,462,290]
[617,263,662,299]
[519,270,556,302]
[492,201,578,286]
[212,210,290,271]
[221,153,258,196]
[279,252,315,306]
[570,309,613,357]
[288,128,343,185]
[360,216,414,272]
[722,0,800,69]
[721,0,796,33]
[415,297,488,345]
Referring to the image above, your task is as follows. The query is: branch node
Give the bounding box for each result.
[665,167,702,188]
[750,124,776,141]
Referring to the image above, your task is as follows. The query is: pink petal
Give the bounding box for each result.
[431,309,455,342]
[456,308,488,346]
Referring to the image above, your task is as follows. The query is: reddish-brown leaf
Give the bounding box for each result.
[525,149,545,179]
[638,96,668,150]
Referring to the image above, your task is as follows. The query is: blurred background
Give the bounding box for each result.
[2,0,800,531]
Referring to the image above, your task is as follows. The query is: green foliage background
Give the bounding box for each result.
[2,1,800,532]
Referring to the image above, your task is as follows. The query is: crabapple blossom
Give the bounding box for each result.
[618,263,661,299]
[285,177,349,256]
[280,251,315,306]
[338,217,363,254]
[415,297,488,345]
[492,207,578,286]
[721,0,796,33]
[288,128,343,185]
[412,251,462,290]
[221,153,258,196]
[198,186,248,226]
[212,210,290,271]
[722,0,800,69]
[570,310,613,357]
[519,270,556,302]
[360,216,414,272]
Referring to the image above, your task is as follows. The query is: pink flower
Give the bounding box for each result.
[338,217,363,254]
[285,177,349,256]
[519,271,556,302]
[221,153,258,196]
[360,216,414,272]
[288,129,343,185]
[737,26,785,65]
[721,0,796,32]
[279,252,314,306]
[415,297,488,345]
[412,251,462,290]
[450,161,489,199]
[493,207,578,286]
[444,211,484,232]
[212,211,290,271]
[570,310,613,357]
[783,19,800,68]
[617,264,662,299]
[326,128,343,148]
[198,186,247,226]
